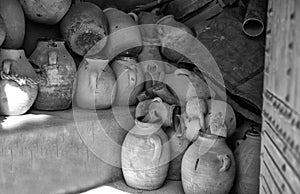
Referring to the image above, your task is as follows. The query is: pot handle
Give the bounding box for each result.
[2,59,15,74]
[219,155,231,172]
[174,69,191,76]
[127,69,137,87]
[89,71,98,91]
[48,51,58,66]
[148,134,162,164]
[128,12,138,22]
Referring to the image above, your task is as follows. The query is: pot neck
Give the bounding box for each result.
[133,119,162,135]
[37,40,65,48]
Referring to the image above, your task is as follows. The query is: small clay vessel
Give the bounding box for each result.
[205,99,236,138]
[30,40,77,110]
[0,0,25,48]
[111,56,144,106]
[233,131,261,194]
[182,133,236,194]
[19,0,72,25]
[60,2,108,56]
[135,97,176,128]
[103,8,142,58]
[0,60,38,115]
[156,15,194,63]
[121,117,170,190]
[0,15,6,46]
[73,57,116,110]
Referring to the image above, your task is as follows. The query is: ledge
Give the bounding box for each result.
[0,107,135,194]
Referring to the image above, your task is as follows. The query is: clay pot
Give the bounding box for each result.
[166,127,190,180]
[111,56,144,106]
[233,131,261,194]
[0,49,37,80]
[19,0,71,25]
[205,99,236,138]
[182,134,236,194]
[0,15,5,46]
[60,2,108,56]
[156,15,194,62]
[0,60,38,115]
[103,8,142,59]
[0,0,25,48]
[164,69,212,105]
[135,97,176,128]
[121,118,170,190]
[73,57,116,110]
[29,40,77,110]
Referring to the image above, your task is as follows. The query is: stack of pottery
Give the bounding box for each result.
[19,0,71,25]
[182,133,236,194]
[103,8,142,59]
[0,49,38,115]
[60,2,108,56]
[233,131,261,194]
[29,39,77,110]
[0,0,25,48]
[73,57,116,110]
[111,56,144,106]
[121,116,170,190]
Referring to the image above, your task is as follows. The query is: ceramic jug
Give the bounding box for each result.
[166,127,190,180]
[0,59,38,115]
[121,117,170,190]
[135,97,176,128]
[60,2,108,56]
[233,131,261,194]
[19,0,71,25]
[156,15,194,63]
[0,0,25,48]
[0,15,5,46]
[164,69,212,106]
[205,99,236,138]
[29,40,77,110]
[111,56,144,106]
[103,8,142,59]
[73,57,116,110]
[0,49,37,80]
[182,133,236,194]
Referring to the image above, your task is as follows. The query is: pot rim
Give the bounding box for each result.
[156,15,175,25]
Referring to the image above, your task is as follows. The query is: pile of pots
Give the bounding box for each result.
[0,1,261,194]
